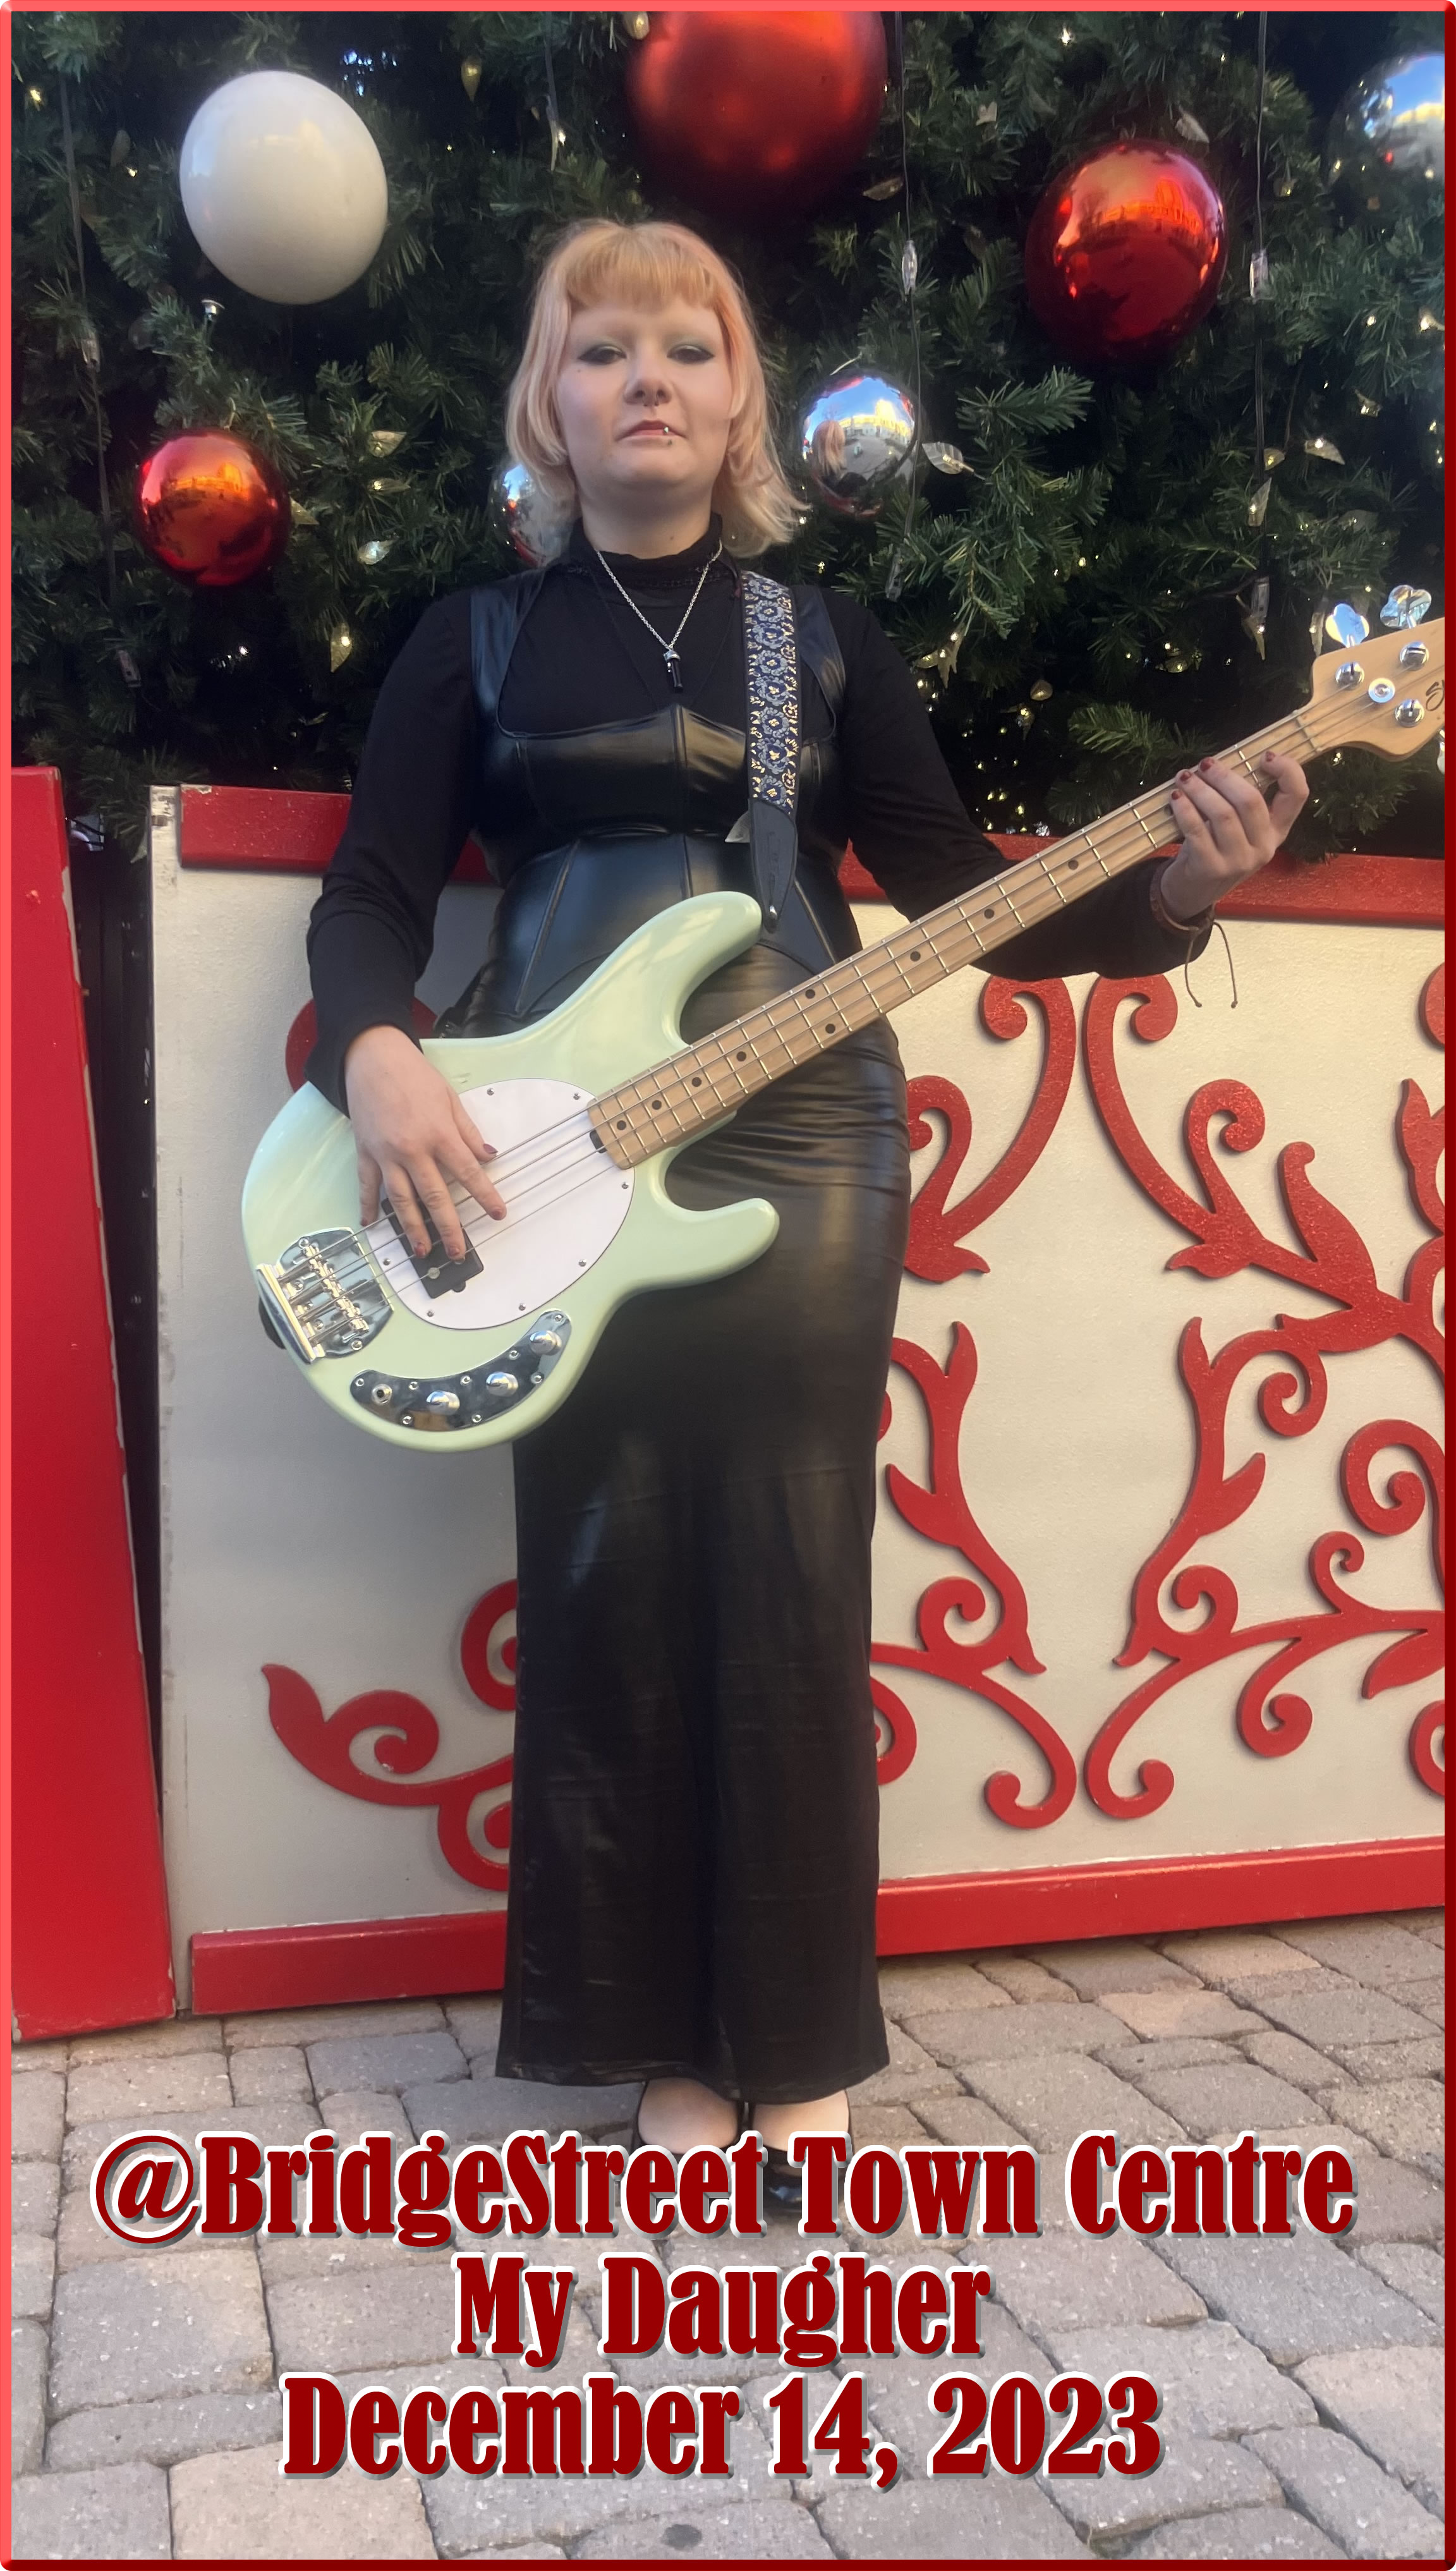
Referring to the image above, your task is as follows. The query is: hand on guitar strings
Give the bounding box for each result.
[1160,753,1309,923]
[343,1023,506,1260]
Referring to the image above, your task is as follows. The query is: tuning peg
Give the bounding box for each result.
[1380,585,1433,630]
[1324,602,1369,647]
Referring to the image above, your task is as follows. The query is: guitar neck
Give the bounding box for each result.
[588,703,1321,1169]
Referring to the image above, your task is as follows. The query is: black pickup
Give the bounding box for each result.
[380,1198,485,1298]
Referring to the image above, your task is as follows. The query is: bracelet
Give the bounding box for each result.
[1148,858,1216,939]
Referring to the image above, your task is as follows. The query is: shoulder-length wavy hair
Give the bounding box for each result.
[504,219,800,559]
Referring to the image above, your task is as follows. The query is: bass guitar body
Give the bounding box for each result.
[241,891,777,1452]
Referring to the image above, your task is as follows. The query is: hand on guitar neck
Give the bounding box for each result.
[343,1023,506,1261]
[1159,750,1310,921]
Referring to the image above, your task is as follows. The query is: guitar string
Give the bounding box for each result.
[592,689,1424,1151]
[430,686,1383,1237]
[391,685,1423,1279]
[403,680,1420,1213]
[349,679,1431,1283]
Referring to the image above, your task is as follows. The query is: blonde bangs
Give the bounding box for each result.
[505,220,801,559]
[555,222,725,321]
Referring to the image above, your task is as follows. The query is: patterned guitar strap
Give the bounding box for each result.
[739,570,801,930]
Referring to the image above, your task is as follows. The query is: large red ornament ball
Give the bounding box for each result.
[135,430,291,586]
[624,12,887,223]
[1024,143,1228,367]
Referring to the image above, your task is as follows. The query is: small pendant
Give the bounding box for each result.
[663,648,684,692]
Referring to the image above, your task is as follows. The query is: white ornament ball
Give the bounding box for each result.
[179,71,389,305]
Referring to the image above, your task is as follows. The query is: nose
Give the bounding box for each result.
[624,347,671,408]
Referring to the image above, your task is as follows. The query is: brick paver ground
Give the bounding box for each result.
[11,1909,1443,2560]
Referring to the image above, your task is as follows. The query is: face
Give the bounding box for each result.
[554,298,737,525]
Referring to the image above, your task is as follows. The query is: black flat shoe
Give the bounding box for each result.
[762,2142,803,2213]
[749,2106,853,2214]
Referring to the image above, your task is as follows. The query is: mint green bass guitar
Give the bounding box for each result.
[240,619,1440,1450]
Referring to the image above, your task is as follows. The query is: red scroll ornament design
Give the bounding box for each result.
[1081,967,1445,1816]
[873,976,1082,1818]
[264,1581,519,1888]
[874,1326,1078,1826]
[905,975,1077,1280]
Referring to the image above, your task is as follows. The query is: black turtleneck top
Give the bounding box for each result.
[306,520,1201,1108]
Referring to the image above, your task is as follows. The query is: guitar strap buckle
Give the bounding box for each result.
[740,571,801,930]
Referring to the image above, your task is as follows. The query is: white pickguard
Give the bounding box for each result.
[363,1078,634,1331]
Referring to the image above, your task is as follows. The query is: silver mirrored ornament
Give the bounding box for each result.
[1325,53,1444,222]
[488,459,566,566]
[794,366,919,520]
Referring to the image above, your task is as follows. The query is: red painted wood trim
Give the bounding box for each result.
[172,783,1440,925]
[1213,851,1443,925]
[191,1838,1441,2016]
[11,769,176,2039]
[178,781,490,882]
[874,1838,1446,1954]
[192,1910,507,2015]
[844,841,1444,927]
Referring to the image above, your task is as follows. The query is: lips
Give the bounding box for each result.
[622,422,679,439]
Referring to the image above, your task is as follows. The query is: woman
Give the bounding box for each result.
[306,220,1307,2184]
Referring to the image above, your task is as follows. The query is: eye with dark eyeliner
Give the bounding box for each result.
[578,343,625,365]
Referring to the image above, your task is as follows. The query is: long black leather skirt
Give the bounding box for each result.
[494,947,911,2102]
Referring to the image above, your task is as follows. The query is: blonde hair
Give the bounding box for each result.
[504,219,800,559]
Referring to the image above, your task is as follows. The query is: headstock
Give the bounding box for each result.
[1309,599,1443,760]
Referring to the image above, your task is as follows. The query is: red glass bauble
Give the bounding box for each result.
[1024,143,1228,366]
[135,430,291,586]
[624,11,887,222]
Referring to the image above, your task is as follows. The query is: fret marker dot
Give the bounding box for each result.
[691,1075,702,1086]
[651,1098,662,1110]
[616,1119,627,1130]
[1069,856,1079,868]
[983,908,995,919]
[909,949,921,962]
[736,1050,747,1061]
[825,1021,835,1033]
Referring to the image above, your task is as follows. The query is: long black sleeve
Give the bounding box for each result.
[305,592,478,1109]
[820,590,1211,985]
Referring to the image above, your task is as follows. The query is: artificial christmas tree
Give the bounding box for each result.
[12,9,1443,854]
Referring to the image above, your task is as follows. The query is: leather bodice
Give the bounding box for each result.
[435,573,864,1038]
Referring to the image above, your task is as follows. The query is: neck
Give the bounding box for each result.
[577,497,715,559]
[587,699,1330,1170]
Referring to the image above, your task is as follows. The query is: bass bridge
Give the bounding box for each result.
[256,1230,391,1363]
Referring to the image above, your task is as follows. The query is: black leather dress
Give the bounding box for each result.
[306,521,1211,2103]
[435,553,906,2100]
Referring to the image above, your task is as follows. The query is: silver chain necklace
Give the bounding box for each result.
[592,536,724,693]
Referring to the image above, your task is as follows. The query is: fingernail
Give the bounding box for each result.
[1198,759,1213,772]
